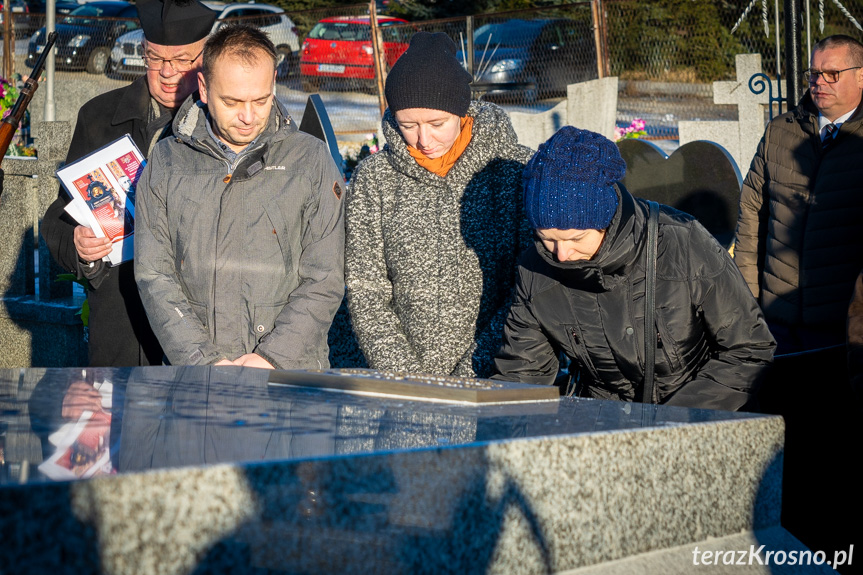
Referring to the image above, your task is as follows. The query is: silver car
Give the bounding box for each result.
[109,1,300,79]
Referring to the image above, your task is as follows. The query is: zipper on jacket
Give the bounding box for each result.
[195,137,234,176]
[192,137,234,337]
[797,114,823,326]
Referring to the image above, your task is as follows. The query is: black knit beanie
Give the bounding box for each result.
[385,32,472,116]
[524,127,626,231]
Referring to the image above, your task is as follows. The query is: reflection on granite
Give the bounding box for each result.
[270,367,559,402]
[0,366,784,574]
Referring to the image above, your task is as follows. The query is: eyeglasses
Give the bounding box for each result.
[143,49,203,72]
[803,66,862,84]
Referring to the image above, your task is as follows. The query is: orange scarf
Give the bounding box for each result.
[408,116,474,177]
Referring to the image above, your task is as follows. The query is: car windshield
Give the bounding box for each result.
[309,22,370,42]
[62,4,125,24]
[474,20,545,49]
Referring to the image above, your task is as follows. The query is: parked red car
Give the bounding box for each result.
[299,15,410,92]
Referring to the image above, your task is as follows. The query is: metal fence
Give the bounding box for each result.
[605,0,863,138]
[2,0,863,140]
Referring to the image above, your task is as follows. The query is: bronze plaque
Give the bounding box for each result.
[268,368,559,404]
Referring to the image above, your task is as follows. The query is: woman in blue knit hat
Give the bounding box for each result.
[493,127,776,410]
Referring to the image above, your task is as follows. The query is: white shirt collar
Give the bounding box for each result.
[819,107,857,131]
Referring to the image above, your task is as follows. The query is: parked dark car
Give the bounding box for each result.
[462,19,597,101]
[16,0,80,36]
[24,0,79,13]
[26,1,139,74]
[1,0,31,36]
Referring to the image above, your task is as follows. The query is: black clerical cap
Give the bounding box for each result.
[137,0,218,46]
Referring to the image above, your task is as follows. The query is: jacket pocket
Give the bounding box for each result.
[188,299,209,331]
[252,302,288,344]
[654,313,682,374]
[563,323,602,386]
[263,198,292,274]
[172,197,202,270]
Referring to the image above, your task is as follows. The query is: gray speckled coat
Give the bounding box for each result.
[345,101,533,378]
[135,96,345,369]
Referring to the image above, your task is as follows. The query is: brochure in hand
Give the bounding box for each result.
[57,135,146,266]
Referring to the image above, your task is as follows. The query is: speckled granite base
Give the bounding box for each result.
[561,527,839,574]
[2,389,784,574]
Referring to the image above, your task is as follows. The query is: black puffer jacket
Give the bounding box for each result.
[494,185,776,411]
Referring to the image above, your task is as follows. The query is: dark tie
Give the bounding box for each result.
[823,123,837,150]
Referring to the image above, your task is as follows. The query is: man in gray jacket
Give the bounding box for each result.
[135,25,345,370]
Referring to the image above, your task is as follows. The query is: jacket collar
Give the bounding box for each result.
[534,183,644,292]
[111,75,153,127]
[380,100,520,186]
[795,89,863,125]
[172,92,296,152]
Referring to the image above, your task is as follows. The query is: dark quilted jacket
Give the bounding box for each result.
[494,185,776,411]
[734,92,863,350]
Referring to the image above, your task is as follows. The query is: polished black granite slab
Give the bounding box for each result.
[0,366,787,574]
[0,365,765,486]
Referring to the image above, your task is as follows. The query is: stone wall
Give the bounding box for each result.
[0,122,86,368]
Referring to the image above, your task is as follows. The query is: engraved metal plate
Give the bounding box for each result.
[268,368,559,404]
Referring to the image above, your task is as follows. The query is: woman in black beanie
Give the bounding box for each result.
[344,31,533,378]
[493,127,776,410]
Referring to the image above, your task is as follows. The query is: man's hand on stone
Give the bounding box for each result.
[74,225,112,262]
[234,353,275,369]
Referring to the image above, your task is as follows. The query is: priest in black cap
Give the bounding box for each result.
[40,0,218,367]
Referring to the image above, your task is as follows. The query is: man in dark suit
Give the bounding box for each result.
[40,0,217,366]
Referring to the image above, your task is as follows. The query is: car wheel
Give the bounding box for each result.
[301,75,320,93]
[86,47,110,75]
[275,45,294,79]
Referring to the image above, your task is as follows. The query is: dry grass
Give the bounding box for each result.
[618,67,700,83]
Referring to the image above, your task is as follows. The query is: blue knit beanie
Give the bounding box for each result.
[524,127,626,230]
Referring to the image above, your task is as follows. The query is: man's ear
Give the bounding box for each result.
[198,71,208,104]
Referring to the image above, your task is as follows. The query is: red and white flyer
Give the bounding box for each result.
[37,380,116,481]
[57,135,146,266]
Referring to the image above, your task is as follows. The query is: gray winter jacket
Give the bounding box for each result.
[135,95,345,369]
[345,101,533,377]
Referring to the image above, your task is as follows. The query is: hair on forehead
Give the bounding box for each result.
[814,34,863,66]
[202,24,277,83]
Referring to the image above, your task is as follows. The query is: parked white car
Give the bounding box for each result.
[109,1,300,79]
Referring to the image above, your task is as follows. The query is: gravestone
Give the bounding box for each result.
[298,94,344,177]
[618,138,742,247]
[0,365,799,574]
[508,77,619,149]
[678,54,776,173]
[0,121,86,368]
